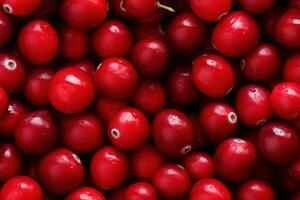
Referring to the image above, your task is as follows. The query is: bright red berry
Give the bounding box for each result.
[284,54,300,84]
[65,187,105,200]
[237,179,276,200]
[0,10,13,47]
[125,182,158,200]
[238,0,275,14]
[1,0,42,17]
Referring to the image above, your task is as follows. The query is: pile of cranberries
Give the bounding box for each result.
[1,0,300,199]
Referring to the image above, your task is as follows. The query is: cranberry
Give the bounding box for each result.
[91,146,129,190]
[17,20,59,65]
[238,0,275,14]
[152,109,194,157]
[1,0,42,17]
[135,9,165,25]
[92,20,133,59]
[125,182,158,200]
[38,148,84,195]
[0,10,13,47]
[289,154,300,182]
[190,178,232,200]
[284,54,300,84]
[95,57,139,99]
[192,54,235,97]
[133,24,165,41]
[49,67,96,114]
[60,0,108,29]
[258,121,300,165]
[109,0,131,19]
[214,138,257,182]
[237,179,276,200]
[0,86,8,116]
[0,176,44,200]
[212,11,260,57]
[152,164,191,199]
[65,187,105,200]
[96,98,128,123]
[70,59,96,77]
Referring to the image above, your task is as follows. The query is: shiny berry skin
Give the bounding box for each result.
[14,110,57,155]
[241,43,281,82]
[24,68,54,107]
[270,82,300,120]
[275,8,300,49]
[38,148,84,195]
[95,57,139,99]
[258,122,300,165]
[60,0,108,29]
[192,54,235,97]
[237,179,276,200]
[152,164,191,199]
[238,0,275,14]
[189,0,232,22]
[0,176,44,200]
[152,109,194,157]
[130,145,164,181]
[65,187,105,200]
[132,80,166,114]
[0,53,26,94]
[61,113,105,154]
[183,152,215,180]
[131,37,168,77]
[93,20,133,59]
[0,86,8,116]
[17,20,59,65]
[284,54,300,84]
[1,0,42,17]
[199,102,237,143]
[190,178,232,200]
[0,144,23,183]
[212,11,260,57]
[125,182,158,200]
[289,154,300,182]
[49,67,96,114]
[214,138,257,182]
[91,146,129,190]
[96,98,128,123]
[236,85,272,127]
[0,10,13,47]
[166,12,207,53]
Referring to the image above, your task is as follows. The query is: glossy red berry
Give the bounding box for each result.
[91,146,129,190]
[0,10,13,47]
[1,0,42,17]
[125,182,158,200]
[238,0,275,14]
[38,148,84,195]
[0,86,8,117]
[237,179,276,200]
[152,164,191,199]
[212,11,260,57]
[18,20,59,65]
[258,122,300,165]
[0,176,44,200]
[49,67,96,114]
[214,138,257,182]
[284,54,300,84]
[95,57,139,99]
[65,187,105,200]
[60,0,108,29]
[93,20,133,59]
[192,54,235,97]
[289,154,300,182]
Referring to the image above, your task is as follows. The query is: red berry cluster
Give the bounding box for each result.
[0,0,300,199]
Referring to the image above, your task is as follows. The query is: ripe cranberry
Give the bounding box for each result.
[190,178,232,200]
[236,85,272,127]
[28,0,58,20]
[132,80,166,114]
[65,187,105,200]
[135,9,165,25]
[199,102,238,143]
[238,0,275,14]
[190,0,232,22]
[289,154,300,182]
[60,0,108,29]
[166,12,207,53]
[18,20,59,65]
[61,113,105,154]
[109,0,131,19]
[49,67,96,114]
[0,86,8,116]
[131,37,168,77]
[212,11,260,57]
[258,121,300,165]
[96,98,128,122]
[241,43,281,82]
[0,144,23,183]
[59,26,89,59]
[0,53,26,94]
[92,20,133,59]
[1,0,42,17]
[237,179,276,200]
[125,182,158,200]
[214,138,257,182]
[192,54,235,97]
[152,164,191,199]
[24,68,54,107]
[130,145,164,181]
[91,146,129,190]
[270,82,300,120]
[133,24,165,42]
[0,176,43,200]
[95,57,139,99]
[0,10,13,47]
[275,8,300,48]
[38,148,84,195]
[152,109,194,157]
[283,54,300,84]
[69,59,96,77]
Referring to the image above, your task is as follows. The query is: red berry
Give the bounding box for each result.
[71,59,96,77]
[1,0,42,17]
[237,179,276,200]
[0,86,8,117]
[65,187,105,200]
[0,10,13,47]
[109,0,131,19]
[289,154,300,182]
[133,24,165,42]
[125,182,158,200]
[238,0,275,14]
[284,54,300,84]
